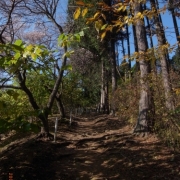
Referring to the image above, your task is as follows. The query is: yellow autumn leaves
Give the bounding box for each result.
[95,20,103,33]
[73,0,93,19]
[73,0,167,41]
[73,7,81,19]
[73,5,108,41]
[73,1,128,41]
[73,7,88,19]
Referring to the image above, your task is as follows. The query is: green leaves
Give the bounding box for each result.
[14,39,23,46]
[0,118,11,133]
[0,117,40,133]
[6,90,19,100]
[0,100,6,109]
[62,51,74,59]
[58,33,68,47]
[58,30,85,59]
[62,64,73,71]
[0,40,48,64]
[0,40,44,71]
[23,44,45,60]
[101,24,108,30]
[0,40,51,75]
[58,30,85,48]
[95,20,103,33]
[79,30,84,37]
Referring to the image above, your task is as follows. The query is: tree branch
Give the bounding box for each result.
[17,70,39,110]
[0,85,22,89]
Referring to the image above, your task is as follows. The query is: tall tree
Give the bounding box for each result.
[68,0,108,113]
[150,0,175,110]
[133,0,152,133]
[168,0,180,43]
[126,24,131,71]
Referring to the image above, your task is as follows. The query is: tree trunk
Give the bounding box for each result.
[121,38,126,57]
[143,4,157,73]
[56,94,65,118]
[132,24,140,72]
[110,38,117,115]
[151,0,175,110]
[144,4,154,49]
[100,59,108,113]
[133,1,152,133]
[100,58,109,113]
[105,71,109,114]
[100,59,105,112]
[171,8,180,42]
[126,24,131,70]
[39,109,50,137]
[111,38,117,93]
[155,0,170,63]
[168,0,180,52]
[17,71,51,136]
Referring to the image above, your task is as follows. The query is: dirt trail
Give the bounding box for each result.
[0,114,180,180]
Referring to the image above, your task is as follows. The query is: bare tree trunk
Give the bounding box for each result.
[151,0,175,110]
[110,39,117,115]
[100,59,105,112]
[121,38,126,57]
[171,8,180,42]
[105,70,109,114]
[56,94,65,118]
[38,110,50,137]
[100,58,109,113]
[132,24,140,72]
[155,0,170,63]
[144,4,154,49]
[168,0,180,52]
[126,24,131,70]
[143,4,157,73]
[17,71,51,137]
[111,39,117,93]
[133,1,152,133]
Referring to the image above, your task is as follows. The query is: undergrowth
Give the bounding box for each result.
[114,71,180,150]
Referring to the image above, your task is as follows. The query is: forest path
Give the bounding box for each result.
[0,114,180,180]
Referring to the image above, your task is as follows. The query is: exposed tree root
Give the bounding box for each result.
[133,126,151,137]
[133,131,150,137]
[35,132,54,141]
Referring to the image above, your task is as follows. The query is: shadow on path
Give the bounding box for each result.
[0,114,180,180]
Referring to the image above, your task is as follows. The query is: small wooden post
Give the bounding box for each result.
[54,117,59,143]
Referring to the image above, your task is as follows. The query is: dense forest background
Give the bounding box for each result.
[0,0,180,149]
